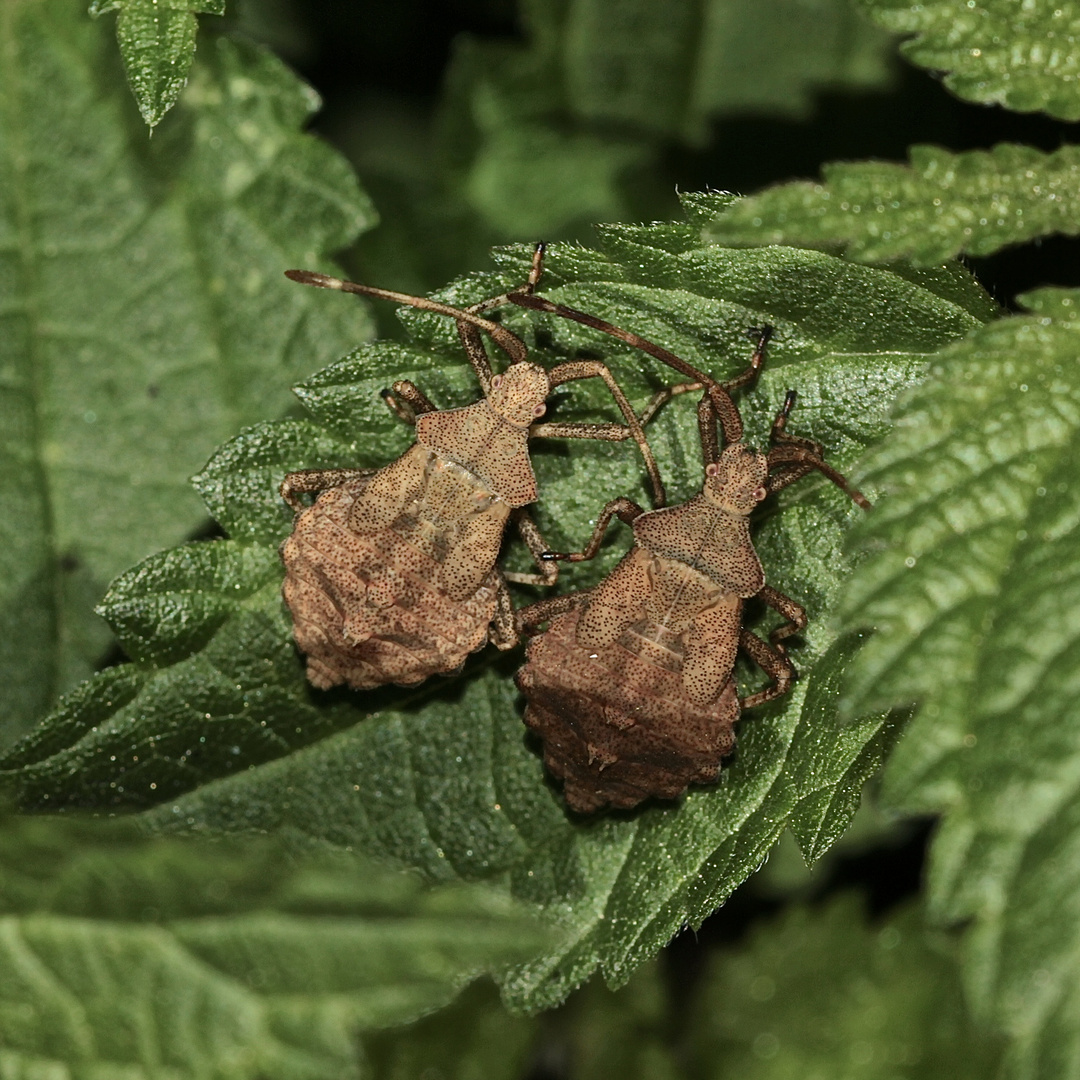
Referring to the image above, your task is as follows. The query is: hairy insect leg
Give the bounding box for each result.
[758,584,808,647]
[636,380,704,425]
[280,468,376,513]
[514,592,581,636]
[547,359,666,506]
[766,391,871,509]
[490,575,520,650]
[543,498,644,563]
[738,627,798,710]
[503,509,561,587]
[380,380,439,425]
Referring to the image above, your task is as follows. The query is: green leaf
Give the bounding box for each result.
[559,0,896,139]
[0,0,375,746]
[0,207,994,1009]
[561,961,681,1080]
[856,0,1080,121]
[0,813,550,1079]
[363,980,538,1080]
[703,143,1080,267]
[352,0,896,291]
[90,0,226,128]
[684,895,1004,1078]
[837,289,1080,1076]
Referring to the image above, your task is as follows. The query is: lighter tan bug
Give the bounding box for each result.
[510,304,871,813]
[278,247,668,691]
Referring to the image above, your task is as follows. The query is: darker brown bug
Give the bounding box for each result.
[278,247,668,691]
[512,303,871,813]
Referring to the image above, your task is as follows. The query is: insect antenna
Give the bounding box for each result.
[284,270,529,385]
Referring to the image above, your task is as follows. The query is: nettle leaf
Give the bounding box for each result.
[90,0,226,128]
[0,0,374,746]
[856,0,1080,121]
[363,980,538,1080]
[704,143,1080,266]
[838,289,1080,1077]
[0,813,548,1080]
[355,0,896,292]
[0,203,996,1009]
[559,961,681,1080]
[685,895,1004,1078]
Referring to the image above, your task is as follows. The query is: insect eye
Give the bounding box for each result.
[754,486,767,501]
[533,403,546,417]
[705,462,719,477]
[491,375,503,389]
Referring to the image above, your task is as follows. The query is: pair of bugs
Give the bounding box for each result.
[279,246,869,813]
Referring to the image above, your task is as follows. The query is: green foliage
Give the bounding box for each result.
[559,961,681,1080]
[90,0,226,127]
[857,0,1080,121]
[352,0,896,292]
[684,895,1003,1078]
[698,0,1080,269]
[0,0,374,746]
[0,812,550,1079]
[0,206,995,1008]
[836,288,1080,1078]
[704,143,1080,265]
[364,981,539,1080]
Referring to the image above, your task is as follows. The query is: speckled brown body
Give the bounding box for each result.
[282,392,540,690]
[279,254,668,692]
[518,450,768,812]
[510,312,870,814]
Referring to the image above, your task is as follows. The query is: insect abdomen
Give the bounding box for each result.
[281,460,504,689]
[517,602,739,813]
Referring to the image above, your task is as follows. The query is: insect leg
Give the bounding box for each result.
[544,498,644,563]
[738,628,798,709]
[504,510,560,587]
[280,468,376,513]
[380,380,438,425]
[757,584,808,647]
[765,391,871,508]
[547,359,666,506]
[489,575,520,650]
[514,593,582,636]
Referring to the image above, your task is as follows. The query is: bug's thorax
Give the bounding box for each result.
[413,362,549,509]
[630,442,768,599]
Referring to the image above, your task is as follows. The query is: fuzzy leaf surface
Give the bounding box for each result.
[857,0,1080,121]
[0,203,995,1009]
[685,895,1003,1078]
[0,0,374,745]
[838,289,1080,1078]
[0,813,549,1079]
[89,0,226,127]
[704,143,1080,266]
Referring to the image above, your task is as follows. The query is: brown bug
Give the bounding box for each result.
[278,247,668,691]
[510,301,871,813]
